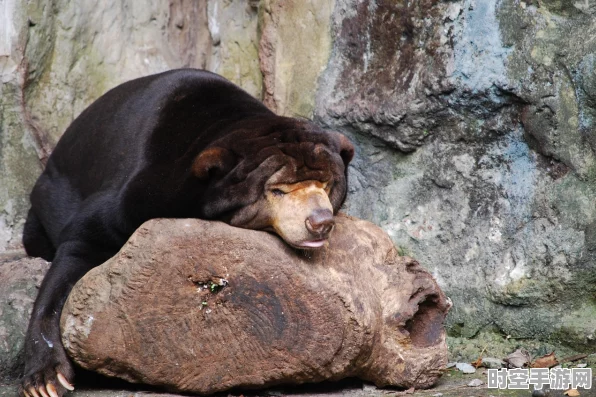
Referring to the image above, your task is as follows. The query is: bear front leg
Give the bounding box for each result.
[19,240,114,397]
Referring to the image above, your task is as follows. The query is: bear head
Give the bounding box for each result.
[192,118,354,250]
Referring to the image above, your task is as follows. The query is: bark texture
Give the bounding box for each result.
[60,214,450,394]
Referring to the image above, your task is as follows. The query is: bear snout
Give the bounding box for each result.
[305,209,335,239]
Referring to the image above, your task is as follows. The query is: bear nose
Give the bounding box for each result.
[305,209,335,238]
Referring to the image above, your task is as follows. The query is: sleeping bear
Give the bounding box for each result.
[19,69,354,397]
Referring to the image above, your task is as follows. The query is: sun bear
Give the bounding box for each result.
[19,69,354,397]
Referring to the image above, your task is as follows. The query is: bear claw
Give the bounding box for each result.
[57,373,74,391]
[37,387,49,397]
[46,384,59,397]
[20,369,73,397]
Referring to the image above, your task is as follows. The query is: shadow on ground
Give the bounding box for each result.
[2,370,594,397]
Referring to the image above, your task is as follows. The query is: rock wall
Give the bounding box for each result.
[0,258,50,381]
[315,0,596,352]
[2,0,596,354]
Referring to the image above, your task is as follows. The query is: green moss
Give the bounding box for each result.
[582,161,596,187]
[572,269,596,300]
[549,301,596,351]
[25,0,57,82]
[448,328,581,364]
[217,29,262,99]
[540,0,585,16]
[26,39,112,144]
[551,174,596,229]
[496,1,536,47]
[550,326,594,352]
[0,84,44,248]
[489,276,571,307]
[78,50,112,100]
[396,245,413,257]
[257,0,334,117]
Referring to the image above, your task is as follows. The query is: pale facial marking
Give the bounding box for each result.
[265,180,334,249]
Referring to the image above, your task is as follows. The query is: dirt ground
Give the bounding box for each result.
[2,370,595,397]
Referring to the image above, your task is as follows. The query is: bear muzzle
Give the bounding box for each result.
[263,180,337,250]
[305,209,335,241]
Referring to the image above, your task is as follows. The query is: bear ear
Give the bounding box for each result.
[192,147,236,180]
[336,133,354,166]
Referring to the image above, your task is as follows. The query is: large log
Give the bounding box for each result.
[60,214,451,394]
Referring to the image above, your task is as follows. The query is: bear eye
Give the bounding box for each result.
[271,188,286,197]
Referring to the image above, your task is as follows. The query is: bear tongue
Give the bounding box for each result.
[298,239,326,248]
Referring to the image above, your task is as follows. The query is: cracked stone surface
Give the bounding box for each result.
[312,0,596,351]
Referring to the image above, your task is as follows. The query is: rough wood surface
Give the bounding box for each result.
[61,214,450,394]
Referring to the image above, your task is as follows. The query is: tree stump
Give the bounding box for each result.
[61,214,451,394]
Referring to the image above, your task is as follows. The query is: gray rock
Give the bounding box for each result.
[481,357,505,369]
[0,257,50,382]
[467,378,484,387]
[455,362,476,374]
[314,0,596,352]
[505,348,531,369]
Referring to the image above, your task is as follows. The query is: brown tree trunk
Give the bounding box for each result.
[61,214,451,394]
